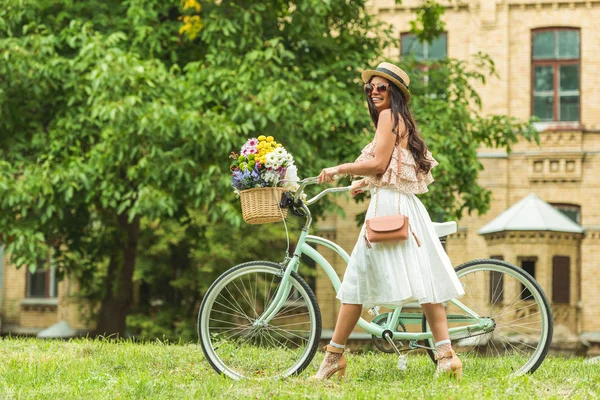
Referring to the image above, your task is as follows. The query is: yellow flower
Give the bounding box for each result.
[258,135,266,141]
[266,136,274,142]
[276,143,282,148]
[181,0,201,12]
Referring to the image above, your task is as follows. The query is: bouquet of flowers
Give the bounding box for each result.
[229,135,299,194]
[229,135,299,224]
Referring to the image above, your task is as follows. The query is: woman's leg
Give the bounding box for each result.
[331,303,363,345]
[313,303,362,379]
[422,302,462,379]
[421,303,449,343]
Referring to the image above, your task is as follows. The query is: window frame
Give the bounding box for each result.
[531,27,581,123]
[552,255,571,304]
[25,262,58,299]
[400,31,449,62]
[550,203,581,224]
[489,255,505,304]
[518,256,537,301]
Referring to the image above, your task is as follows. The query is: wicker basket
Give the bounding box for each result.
[239,187,288,225]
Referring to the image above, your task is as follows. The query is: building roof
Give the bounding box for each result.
[478,193,585,235]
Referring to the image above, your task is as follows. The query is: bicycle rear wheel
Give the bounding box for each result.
[198,261,321,379]
[422,259,553,375]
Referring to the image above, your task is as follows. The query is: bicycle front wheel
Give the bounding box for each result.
[422,259,553,375]
[198,261,321,379]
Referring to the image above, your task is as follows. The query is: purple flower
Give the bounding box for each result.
[231,164,266,191]
[231,169,247,190]
[250,165,260,181]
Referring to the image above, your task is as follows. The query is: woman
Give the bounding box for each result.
[315,62,465,381]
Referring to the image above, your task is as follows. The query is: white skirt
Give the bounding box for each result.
[336,187,465,309]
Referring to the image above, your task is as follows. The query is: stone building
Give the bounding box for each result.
[0,247,87,335]
[316,0,600,354]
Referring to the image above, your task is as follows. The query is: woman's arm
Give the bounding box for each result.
[318,110,403,184]
[340,110,402,176]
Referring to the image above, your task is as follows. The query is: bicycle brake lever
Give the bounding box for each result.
[279,191,294,209]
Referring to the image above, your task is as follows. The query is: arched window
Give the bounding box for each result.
[532,28,580,122]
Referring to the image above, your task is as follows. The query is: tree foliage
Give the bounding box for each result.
[405,54,538,219]
[0,0,536,337]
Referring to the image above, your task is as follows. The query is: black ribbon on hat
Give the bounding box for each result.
[376,67,408,88]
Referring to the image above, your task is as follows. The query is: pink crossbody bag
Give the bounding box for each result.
[363,139,421,249]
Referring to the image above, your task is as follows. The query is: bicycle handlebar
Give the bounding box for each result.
[293,176,352,206]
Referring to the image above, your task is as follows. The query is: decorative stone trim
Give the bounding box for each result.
[369,0,600,14]
[583,230,600,241]
[449,229,468,240]
[482,231,584,243]
[528,152,584,182]
[507,0,600,11]
[20,298,58,312]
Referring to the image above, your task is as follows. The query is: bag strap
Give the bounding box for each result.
[397,135,403,175]
[373,188,401,217]
[374,134,403,217]
[370,134,421,248]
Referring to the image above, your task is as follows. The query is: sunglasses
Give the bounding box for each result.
[364,83,389,96]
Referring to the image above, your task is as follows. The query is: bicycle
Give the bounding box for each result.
[198,177,553,380]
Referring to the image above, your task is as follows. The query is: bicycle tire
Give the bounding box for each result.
[421,258,553,375]
[198,261,322,379]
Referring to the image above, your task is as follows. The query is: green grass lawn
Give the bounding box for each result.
[0,338,597,399]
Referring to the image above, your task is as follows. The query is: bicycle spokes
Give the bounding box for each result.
[445,264,551,375]
[201,264,319,378]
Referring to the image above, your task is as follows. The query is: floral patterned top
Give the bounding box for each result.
[354,138,439,194]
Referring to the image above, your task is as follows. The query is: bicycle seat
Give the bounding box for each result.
[432,221,457,238]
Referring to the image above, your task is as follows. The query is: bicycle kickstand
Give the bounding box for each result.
[382,330,409,371]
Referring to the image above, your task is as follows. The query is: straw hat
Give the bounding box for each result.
[361,62,411,101]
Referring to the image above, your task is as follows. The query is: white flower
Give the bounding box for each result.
[282,165,300,191]
[266,152,284,169]
[264,170,281,184]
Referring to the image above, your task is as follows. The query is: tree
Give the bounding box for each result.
[0,0,388,337]
[0,0,536,338]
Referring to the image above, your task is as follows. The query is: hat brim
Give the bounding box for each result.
[362,70,411,102]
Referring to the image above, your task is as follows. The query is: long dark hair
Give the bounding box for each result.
[366,78,432,174]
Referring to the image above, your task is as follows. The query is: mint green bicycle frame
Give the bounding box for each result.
[255,198,495,341]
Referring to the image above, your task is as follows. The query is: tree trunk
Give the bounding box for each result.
[95,214,140,337]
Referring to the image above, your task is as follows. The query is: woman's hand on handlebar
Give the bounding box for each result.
[318,166,340,184]
[350,179,367,197]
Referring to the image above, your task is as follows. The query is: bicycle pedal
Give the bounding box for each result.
[397,354,408,371]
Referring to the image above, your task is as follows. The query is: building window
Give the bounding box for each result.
[532,28,580,122]
[552,256,570,304]
[489,255,504,303]
[519,258,537,300]
[26,261,58,298]
[551,203,581,224]
[401,33,448,61]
